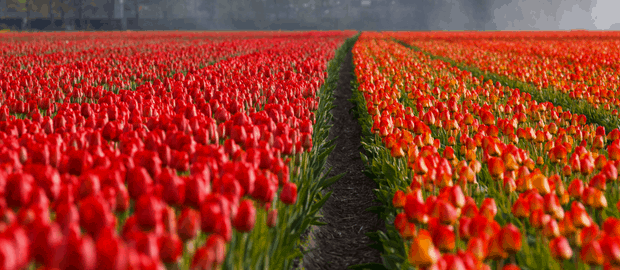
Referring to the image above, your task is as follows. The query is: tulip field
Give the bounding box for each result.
[352,31,620,270]
[3,29,620,270]
[0,31,357,270]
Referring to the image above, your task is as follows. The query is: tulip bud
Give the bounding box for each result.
[600,235,620,265]
[177,208,200,242]
[550,236,573,261]
[499,223,522,254]
[581,240,605,266]
[233,199,256,233]
[159,233,182,263]
[280,182,297,205]
[480,198,497,220]
[192,234,226,270]
[267,209,278,228]
[486,234,508,261]
[134,193,164,232]
[432,224,455,252]
[408,229,441,268]
[393,190,407,208]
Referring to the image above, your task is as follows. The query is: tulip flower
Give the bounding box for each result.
[581,240,605,266]
[280,182,298,205]
[233,199,256,233]
[550,236,573,261]
[499,223,522,254]
[263,208,277,229]
[192,234,226,270]
[408,229,441,268]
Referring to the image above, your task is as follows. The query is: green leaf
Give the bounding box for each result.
[365,205,385,215]
[319,173,345,189]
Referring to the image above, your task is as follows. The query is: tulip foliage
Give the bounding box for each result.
[0,31,357,270]
[353,32,620,270]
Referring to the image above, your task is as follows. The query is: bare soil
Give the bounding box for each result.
[300,45,384,270]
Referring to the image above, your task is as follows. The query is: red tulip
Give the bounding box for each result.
[581,240,605,266]
[549,236,573,261]
[267,209,278,228]
[158,169,186,206]
[177,207,200,242]
[31,222,63,266]
[233,199,256,232]
[499,223,522,254]
[0,236,17,270]
[432,224,456,252]
[158,233,183,263]
[600,235,620,265]
[392,190,406,208]
[134,193,164,232]
[280,182,298,205]
[184,174,209,209]
[79,195,114,238]
[192,234,227,270]
[126,166,154,200]
[467,237,488,261]
[53,233,96,270]
[200,195,232,241]
[479,198,497,220]
[405,193,427,224]
[5,173,35,209]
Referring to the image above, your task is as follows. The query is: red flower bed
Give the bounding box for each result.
[0,30,354,270]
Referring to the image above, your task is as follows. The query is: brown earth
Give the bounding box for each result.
[299,45,385,270]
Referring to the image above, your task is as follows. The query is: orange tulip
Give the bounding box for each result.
[408,229,441,268]
[487,157,505,179]
[531,172,551,195]
[511,198,530,219]
[486,234,508,261]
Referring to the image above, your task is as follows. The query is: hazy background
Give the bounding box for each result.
[1,0,619,31]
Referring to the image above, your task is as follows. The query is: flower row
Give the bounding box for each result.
[353,33,620,270]
[0,31,355,270]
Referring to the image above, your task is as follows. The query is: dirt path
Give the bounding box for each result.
[301,44,384,270]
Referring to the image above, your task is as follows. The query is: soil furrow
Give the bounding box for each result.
[301,44,384,270]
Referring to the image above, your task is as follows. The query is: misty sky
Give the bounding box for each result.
[3,0,620,31]
[454,0,620,30]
